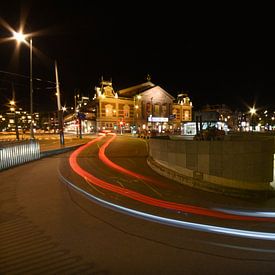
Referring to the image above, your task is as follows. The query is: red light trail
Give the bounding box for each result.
[98,133,168,188]
[69,134,275,222]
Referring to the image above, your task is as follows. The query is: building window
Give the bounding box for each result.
[172,108,177,118]
[184,110,190,120]
[154,104,160,116]
[162,104,167,117]
[146,102,151,116]
[105,104,113,117]
[123,105,130,118]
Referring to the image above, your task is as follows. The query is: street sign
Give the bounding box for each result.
[78,113,86,120]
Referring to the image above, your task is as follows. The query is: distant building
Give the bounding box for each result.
[182,104,234,136]
[65,77,193,135]
[0,107,40,134]
[201,104,235,130]
[172,93,193,133]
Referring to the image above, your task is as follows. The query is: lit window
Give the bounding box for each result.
[105,104,113,117]
[184,110,189,120]
[154,104,160,116]
[123,105,130,118]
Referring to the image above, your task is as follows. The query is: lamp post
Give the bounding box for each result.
[12,31,34,139]
[133,94,141,133]
[29,37,34,139]
[133,96,136,128]
[249,106,256,131]
[55,61,65,145]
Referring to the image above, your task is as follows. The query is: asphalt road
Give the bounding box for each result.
[1,135,275,274]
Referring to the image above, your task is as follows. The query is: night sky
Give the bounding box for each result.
[0,1,275,113]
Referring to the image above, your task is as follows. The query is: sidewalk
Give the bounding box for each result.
[38,135,96,157]
[0,132,95,155]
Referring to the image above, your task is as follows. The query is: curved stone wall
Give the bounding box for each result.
[148,135,274,197]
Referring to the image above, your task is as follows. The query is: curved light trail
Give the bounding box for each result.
[69,135,275,222]
[98,133,275,220]
[213,208,275,218]
[59,171,275,241]
[98,133,166,187]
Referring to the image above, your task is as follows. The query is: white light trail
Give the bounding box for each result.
[59,172,275,241]
[213,208,275,218]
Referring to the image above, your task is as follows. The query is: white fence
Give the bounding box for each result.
[0,140,40,171]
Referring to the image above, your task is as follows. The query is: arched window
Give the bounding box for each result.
[154,104,160,116]
[123,105,130,118]
[184,110,190,120]
[162,104,167,117]
[105,104,113,117]
[146,102,151,115]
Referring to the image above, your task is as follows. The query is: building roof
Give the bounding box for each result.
[141,85,175,100]
[118,81,155,97]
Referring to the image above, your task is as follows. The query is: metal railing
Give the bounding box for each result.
[0,140,40,171]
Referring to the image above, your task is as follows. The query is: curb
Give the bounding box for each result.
[147,156,275,200]
[40,144,85,158]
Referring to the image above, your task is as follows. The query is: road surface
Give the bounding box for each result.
[1,134,275,274]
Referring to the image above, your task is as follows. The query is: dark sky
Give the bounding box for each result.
[0,1,275,113]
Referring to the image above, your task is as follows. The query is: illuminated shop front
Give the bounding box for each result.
[147,116,169,133]
[182,121,228,135]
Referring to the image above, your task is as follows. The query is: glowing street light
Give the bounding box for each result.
[249,106,257,131]
[12,30,34,139]
[133,94,141,131]
[249,107,256,116]
[12,31,26,43]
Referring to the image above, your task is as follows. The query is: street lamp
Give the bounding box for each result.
[133,94,141,132]
[9,100,19,140]
[55,61,65,145]
[249,106,257,131]
[12,31,34,139]
[249,107,256,116]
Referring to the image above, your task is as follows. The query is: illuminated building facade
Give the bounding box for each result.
[87,78,193,135]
